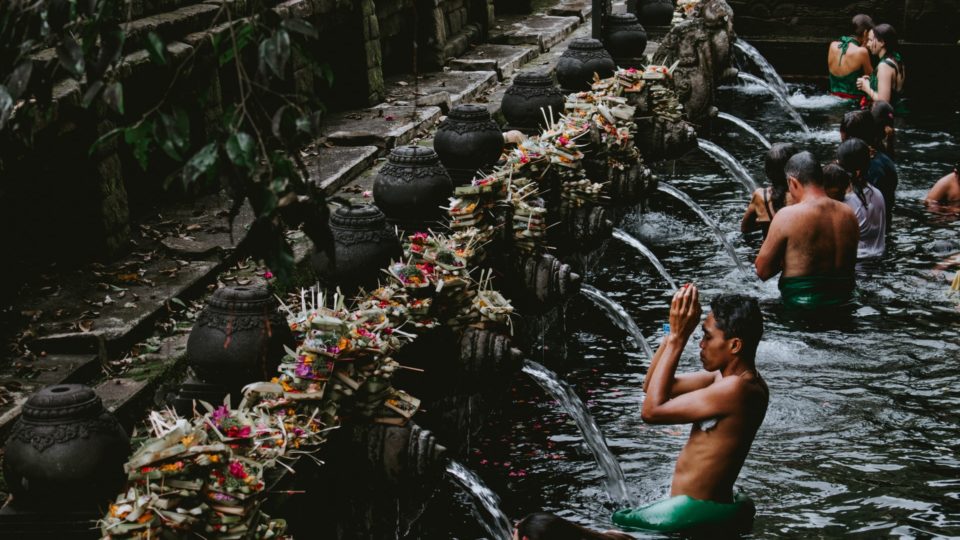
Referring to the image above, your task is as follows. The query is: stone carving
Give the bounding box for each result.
[433,104,504,186]
[502,71,566,134]
[653,0,737,123]
[374,145,453,232]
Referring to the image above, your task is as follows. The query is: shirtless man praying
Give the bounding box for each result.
[612,285,768,533]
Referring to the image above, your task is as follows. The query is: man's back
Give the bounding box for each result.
[761,197,859,278]
[672,373,768,502]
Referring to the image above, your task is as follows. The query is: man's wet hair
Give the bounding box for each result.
[873,23,900,55]
[837,138,871,176]
[822,163,851,200]
[710,294,763,360]
[852,14,874,38]
[784,151,823,186]
[841,110,877,146]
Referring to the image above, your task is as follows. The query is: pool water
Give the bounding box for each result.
[419,84,960,538]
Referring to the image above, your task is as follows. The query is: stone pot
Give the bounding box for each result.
[556,38,616,92]
[316,203,401,292]
[501,71,566,134]
[633,0,675,27]
[373,145,453,233]
[603,13,648,66]
[3,384,129,512]
[186,285,293,401]
[434,104,504,186]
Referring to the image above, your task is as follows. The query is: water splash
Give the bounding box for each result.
[657,182,750,274]
[734,39,790,98]
[698,139,760,192]
[521,360,634,505]
[737,72,810,134]
[580,284,655,359]
[612,228,679,292]
[717,112,772,149]
[445,461,513,540]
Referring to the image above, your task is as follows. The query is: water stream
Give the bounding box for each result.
[521,360,633,505]
[734,39,790,98]
[581,284,655,360]
[717,111,772,149]
[656,182,750,274]
[737,72,811,134]
[612,228,679,292]
[445,460,514,540]
[697,138,760,192]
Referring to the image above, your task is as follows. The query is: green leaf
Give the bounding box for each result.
[122,121,154,169]
[81,80,104,108]
[271,106,297,143]
[320,63,334,88]
[0,85,14,130]
[145,32,167,66]
[89,126,124,157]
[6,61,33,100]
[219,23,254,66]
[156,107,190,161]
[182,143,219,188]
[259,29,290,79]
[226,132,256,169]
[281,18,318,39]
[103,81,123,115]
[56,34,85,79]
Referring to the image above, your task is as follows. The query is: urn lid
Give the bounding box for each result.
[331,203,387,230]
[207,284,273,311]
[446,104,493,122]
[606,12,644,27]
[567,38,607,51]
[388,145,441,166]
[21,384,103,421]
[513,70,557,87]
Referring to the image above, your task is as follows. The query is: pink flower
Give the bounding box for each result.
[263,270,274,279]
[228,461,247,479]
[295,362,313,378]
[212,405,230,424]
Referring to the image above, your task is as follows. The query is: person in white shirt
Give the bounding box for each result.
[837,138,886,260]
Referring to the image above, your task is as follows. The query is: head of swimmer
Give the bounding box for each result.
[851,14,874,45]
[700,294,763,371]
[784,151,824,200]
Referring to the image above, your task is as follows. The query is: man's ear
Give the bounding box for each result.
[729,337,743,355]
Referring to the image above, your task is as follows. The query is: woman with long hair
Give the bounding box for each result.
[856,23,905,107]
[837,138,886,260]
[741,142,799,237]
[827,14,874,100]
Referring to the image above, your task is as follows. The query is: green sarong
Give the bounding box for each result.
[612,493,754,532]
[779,275,855,309]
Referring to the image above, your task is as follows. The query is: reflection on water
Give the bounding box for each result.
[421,85,960,538]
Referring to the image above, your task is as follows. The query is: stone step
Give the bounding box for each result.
[323,105,442,150]
[305,145,380,195]
[490,14,581,52]
[548,0,593,21]
[383,70,499,113]
[448,44,539,81]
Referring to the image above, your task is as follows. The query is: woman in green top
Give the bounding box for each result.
[827,14,874,99]
[857,24,905,107]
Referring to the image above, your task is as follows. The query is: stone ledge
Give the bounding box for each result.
[548,0,593,21]
[491,15,581,52]
[449,44,539,81]
[383,70,498,113]
[306,145,380,195]
[323,105,442,149]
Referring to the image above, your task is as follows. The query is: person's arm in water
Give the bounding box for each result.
[755,210,788,280]
[641,285,739,425]
[740,189,761,234]
[643,286,715,397]
[858,63,894,103]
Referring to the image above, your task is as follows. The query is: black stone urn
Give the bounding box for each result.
[603,13,648,67]
[315,203,401,293]
[556,38,617,92]
[373,145,453,233]
[186,285,293,401]
[633,0,675,27]
[3,384,129,512]
[502,70,566,135]
[433,104,504,187]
